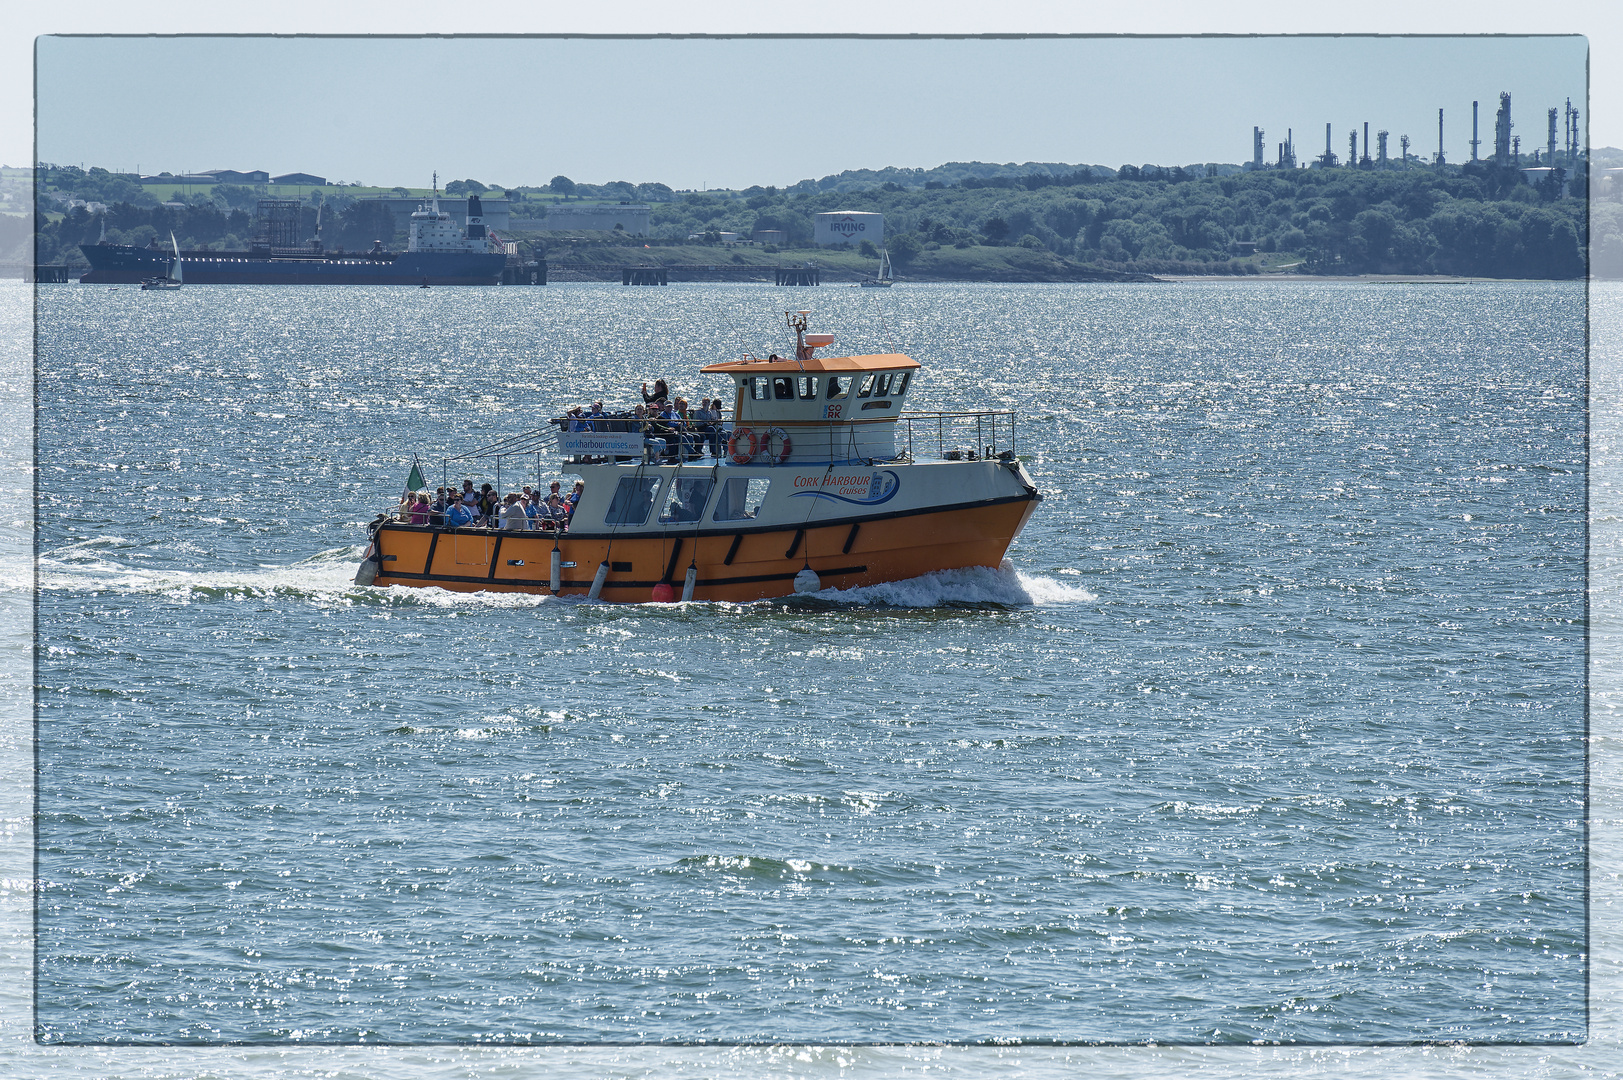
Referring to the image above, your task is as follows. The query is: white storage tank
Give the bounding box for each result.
[813,210,884,247]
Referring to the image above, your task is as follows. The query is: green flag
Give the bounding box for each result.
[404,461,426,495]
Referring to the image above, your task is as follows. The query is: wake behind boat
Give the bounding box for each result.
[355,312,1042,603]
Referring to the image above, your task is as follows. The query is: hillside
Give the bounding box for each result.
[17,157,1600,280]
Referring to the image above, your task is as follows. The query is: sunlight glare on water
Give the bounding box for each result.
[25,279,1586,1052]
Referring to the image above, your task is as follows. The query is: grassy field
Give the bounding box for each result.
[530,238,1164,282]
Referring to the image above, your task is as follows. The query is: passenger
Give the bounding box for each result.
[641,378,669,405]
[633,404,667,458]
[500,493,530,530]
[479,484,500,525]
[544,493,570,530]
[447,499,475,528]
[705,398,726,457]
[565,480,584,510]
[567,405,593,432]
[670,398,694,459]
[461,480,478,506]
[523,494,540,527]
[409,493,431,525]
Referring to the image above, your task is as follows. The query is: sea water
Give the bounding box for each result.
[14,279,1594,1059]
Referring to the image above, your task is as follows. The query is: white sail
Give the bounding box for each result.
[169,232,182,284]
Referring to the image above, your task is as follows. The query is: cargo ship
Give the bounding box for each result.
[354,312,1042,603]
[80,192,508,285]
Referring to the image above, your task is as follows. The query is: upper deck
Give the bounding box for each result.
[700,352,920,376]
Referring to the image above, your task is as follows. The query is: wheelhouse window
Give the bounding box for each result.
[750,377,770,401]
[796,376,819,399]
[714,477,769,521]
[891,371,910,396]
[605,475,664,526]
[855,373,876,398]
[874,372,893,396]
[659,476,715,524]
[826,376,849,400]
[772,377,795,400]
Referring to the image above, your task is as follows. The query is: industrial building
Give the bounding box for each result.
[813,211,884,248]
[1251,90,1583,176]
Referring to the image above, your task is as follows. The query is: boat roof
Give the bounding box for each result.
[701,352,920,375]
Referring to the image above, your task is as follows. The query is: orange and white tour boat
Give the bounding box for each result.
[356,313,1042,603]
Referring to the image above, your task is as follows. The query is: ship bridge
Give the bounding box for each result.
[702,341,921,463]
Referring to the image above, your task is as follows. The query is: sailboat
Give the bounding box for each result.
[859,247,893,288]
[140,233,183,291]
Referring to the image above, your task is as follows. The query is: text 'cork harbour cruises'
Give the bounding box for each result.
[356,313,1043,603]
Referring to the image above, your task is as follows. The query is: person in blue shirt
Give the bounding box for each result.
[447,500,475,527]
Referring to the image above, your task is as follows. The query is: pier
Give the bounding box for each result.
[775,266,820,286]
[501,261,547,285]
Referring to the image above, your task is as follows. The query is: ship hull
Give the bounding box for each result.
[366,493,1040,603]
[78,243,506,285]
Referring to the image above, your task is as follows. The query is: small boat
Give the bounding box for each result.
[355,311,1041,603]
[859,248,893,288]
[139,233,183,291]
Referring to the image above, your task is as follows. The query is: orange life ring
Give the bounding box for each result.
[728,426,758,464]
[764,427,792,464]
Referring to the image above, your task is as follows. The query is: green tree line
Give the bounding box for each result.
[642,161,1586,278]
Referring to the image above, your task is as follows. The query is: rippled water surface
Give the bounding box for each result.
[30,280,1586,1046]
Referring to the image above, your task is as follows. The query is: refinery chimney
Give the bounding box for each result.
[1253,126,1265,168]
[1436,108,1445,166]
[1548,107,1559,166]
[1471,101,1480,161]
[1494,92,1512,165]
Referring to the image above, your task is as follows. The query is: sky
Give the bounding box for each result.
[29,35,1593,191]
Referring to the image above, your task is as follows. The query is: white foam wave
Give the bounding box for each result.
[31,549,1098,611]
[811,563,1097,607]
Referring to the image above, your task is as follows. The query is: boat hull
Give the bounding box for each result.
[366,492,1039,603]
[79,243,506,285]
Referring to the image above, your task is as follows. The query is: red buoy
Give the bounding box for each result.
[650,582,676,603]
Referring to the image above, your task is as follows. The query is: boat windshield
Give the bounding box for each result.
[714,477,769,521]
[605,475,663,525]
[659,476,714,524]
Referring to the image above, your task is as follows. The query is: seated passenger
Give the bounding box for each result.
[633,405,668,457]
[567,406,593,432]
[409,494,431,525]
[447,500,475,527]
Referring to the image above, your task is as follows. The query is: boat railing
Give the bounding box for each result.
[896,410,1017,462]
[382,408,1018,519]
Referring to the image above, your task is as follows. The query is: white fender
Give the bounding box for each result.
[587,560,610,600]
[794,567,821,594]
[550,548,562,593]
[681,565,697,602]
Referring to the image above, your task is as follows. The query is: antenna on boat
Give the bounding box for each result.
[787,310,811,369]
